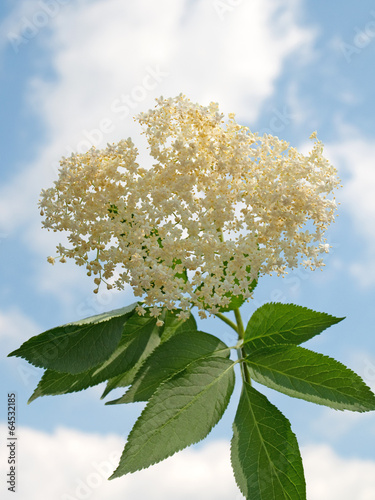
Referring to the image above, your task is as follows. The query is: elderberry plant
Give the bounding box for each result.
[10,95,375,499]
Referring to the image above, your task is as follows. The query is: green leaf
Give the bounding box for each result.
[244,302,344,351]
[8,304,138,374]
[107,329,230,405]
[101,367,140,400]
[159,309,197,342]
[110,356,235,478]
[28,370,93,403]
[28,310,162,402]
[101,309,198,399]
[98,316,161,399]
[245,345,375,412]
[99,311,160,374]
[231,382,306,500]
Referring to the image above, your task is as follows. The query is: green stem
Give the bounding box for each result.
[214,312,238,333]
[233,308,245,339]
[240,353,251,386]
[215,308,252,386]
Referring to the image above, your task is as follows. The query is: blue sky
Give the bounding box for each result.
[1,1,375,498]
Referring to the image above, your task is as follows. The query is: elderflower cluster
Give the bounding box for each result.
[39,94,340,321]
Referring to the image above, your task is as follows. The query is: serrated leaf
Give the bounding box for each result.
[159,309,197,343]
[244,302,344,351]
[98,312,160,374]
[68,305,137,325]
[97,320,161,399]
[107,329,230,405]
[28,310,161,402]
[8,304,138,374]
[245,345,375,412]
[101,310,198,399]
[101,367,140,400]
[110,356,235,478]
[231,382,306,500]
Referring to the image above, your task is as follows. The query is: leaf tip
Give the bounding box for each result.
[104,399,115,405]
[107,466,124,480]
[335,315,346,323]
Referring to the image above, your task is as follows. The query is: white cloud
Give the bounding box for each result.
[310,407,375,442]
[0,426,242,500]
[325,134,375,287]
[0,1,54,54]
[0,308,44,389]
[0,308,40,351]
[1,426,375,499]
[304,444,375,500]
[346,349,375,395]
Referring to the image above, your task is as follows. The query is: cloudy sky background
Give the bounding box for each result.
[1,0,375,498]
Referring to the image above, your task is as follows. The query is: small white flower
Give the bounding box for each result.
[136,305,146,316]
[319,243,330,253]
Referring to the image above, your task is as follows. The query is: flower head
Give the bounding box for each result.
[39,94,340,319]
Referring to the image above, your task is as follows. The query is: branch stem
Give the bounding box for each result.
[233,308,245,339]
[215,308,251,386]
[234,308,251,386]
[214,312,238,333]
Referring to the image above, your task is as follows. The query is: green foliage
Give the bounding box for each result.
[245,345,375,412]
[110,356,236,478]
[101,367,140,399]
[101,309,198,398]
[244,302,344,351]
[231,382,306,499]
[11,300,375,499]
[8,304,138,373]
[159,308,197,342]
[106,329,230,405]
[27,307,197,402]
[27,310,161,402]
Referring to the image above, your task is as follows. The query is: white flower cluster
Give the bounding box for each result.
[40,94,340,321]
